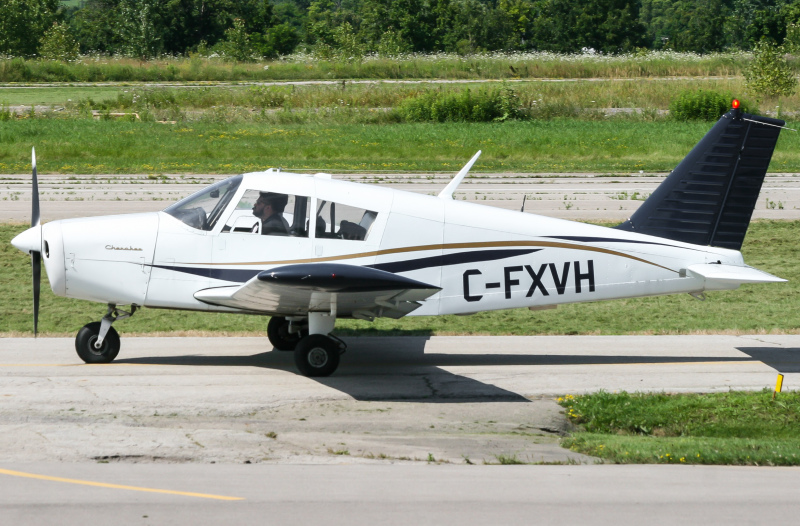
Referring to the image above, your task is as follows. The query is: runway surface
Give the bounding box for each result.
[1,334,799,523]
[1,463,799,525]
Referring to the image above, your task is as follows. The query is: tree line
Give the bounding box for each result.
[4,0,800,60]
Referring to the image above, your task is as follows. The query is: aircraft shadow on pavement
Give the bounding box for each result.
[736,347,800,373]
[115,336,759,403]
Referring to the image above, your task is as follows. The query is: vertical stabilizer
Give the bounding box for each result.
[616,109,784,250]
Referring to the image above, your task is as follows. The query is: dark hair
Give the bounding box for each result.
[259,192,288,213]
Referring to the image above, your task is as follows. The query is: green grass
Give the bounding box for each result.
[559,390,800,465]
[1,221,797,336]
[3,119,800,174]
[0,87,123,106]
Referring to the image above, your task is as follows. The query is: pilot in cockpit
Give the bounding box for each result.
[252,192,290,236]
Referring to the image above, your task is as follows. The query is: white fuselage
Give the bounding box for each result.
[38,170,745,317]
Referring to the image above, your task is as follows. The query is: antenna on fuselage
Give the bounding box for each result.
[438,151,481,200]
[520,194,527,213]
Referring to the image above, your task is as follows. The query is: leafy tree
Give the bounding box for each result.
[725,0,791,49]
[236,0,274,36]
[218,18,255,60]
[252,22,300,57]
[745,39,797,97]
[493,0,535,50]
[0,0,59,56]
[530,0,646,53]
[67,0,122,54]
[435,0,490,53]
[118,0,163,59]
[641,0,727,52]
[375,29,412,56]
[358,0,437,52]
[784,21,800,52]
[305,0,355,48]
[39,22,80,61]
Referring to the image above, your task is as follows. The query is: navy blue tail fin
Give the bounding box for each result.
[615,109,784,250]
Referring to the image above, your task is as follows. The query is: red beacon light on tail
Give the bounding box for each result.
[732,99,740,109]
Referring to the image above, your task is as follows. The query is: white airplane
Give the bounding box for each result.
[11,102,787,376]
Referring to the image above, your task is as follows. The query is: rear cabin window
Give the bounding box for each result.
[315,200,377,241]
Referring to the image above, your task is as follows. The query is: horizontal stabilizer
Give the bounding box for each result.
[686,264,786,284]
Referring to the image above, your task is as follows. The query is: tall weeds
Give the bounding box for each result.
[0,51,758,83]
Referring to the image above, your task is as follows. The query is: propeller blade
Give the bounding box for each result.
[32,250,41,336]
[31,148,41,336]
[32,147,39,227]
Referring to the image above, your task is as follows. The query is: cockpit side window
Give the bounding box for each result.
[163,175,242,231]
[315,200,377,241]
[223,189,310,237]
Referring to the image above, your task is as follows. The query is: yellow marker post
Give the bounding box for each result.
[773,374,784,400]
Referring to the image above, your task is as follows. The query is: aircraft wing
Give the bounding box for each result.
[194,263,441,319]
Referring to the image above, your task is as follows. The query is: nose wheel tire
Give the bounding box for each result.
[75,322,120,364]
[294,335,340,377]
[268,316,305,351]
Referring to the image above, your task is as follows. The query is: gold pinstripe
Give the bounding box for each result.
[175,240,677,273]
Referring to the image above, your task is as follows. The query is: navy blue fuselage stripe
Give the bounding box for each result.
[367,248,541,273]
[150,248,541,283]
[150,265,260,282]
[542,235,682,248]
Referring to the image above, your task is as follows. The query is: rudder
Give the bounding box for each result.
[615,108,784,250]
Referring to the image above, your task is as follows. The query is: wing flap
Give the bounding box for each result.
[687,264,786,284]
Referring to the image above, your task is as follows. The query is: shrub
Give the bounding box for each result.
[397,84,521,122]
[669,90,756,121]
[0,57,33,82]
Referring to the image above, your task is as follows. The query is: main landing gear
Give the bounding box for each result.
[75,304,135,364]
[267,312,345,377]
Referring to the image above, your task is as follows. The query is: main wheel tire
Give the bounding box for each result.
[75,322,120,364]
[267,316,305,351]
[294,335,340,377]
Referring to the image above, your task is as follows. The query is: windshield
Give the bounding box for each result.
[163,175,242,231]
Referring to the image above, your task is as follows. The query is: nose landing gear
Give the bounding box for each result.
[75,304,136,364]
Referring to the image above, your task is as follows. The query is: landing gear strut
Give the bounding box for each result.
[75,304,135,364]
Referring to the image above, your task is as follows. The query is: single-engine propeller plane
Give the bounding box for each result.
[11,102,788,376]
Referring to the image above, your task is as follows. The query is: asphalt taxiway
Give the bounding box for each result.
[1,463,799,525]
[0,335,796,464]
[1,334,799,523]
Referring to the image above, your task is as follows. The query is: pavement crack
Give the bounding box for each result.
[421,376,439,398]
[738,335,784,346]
